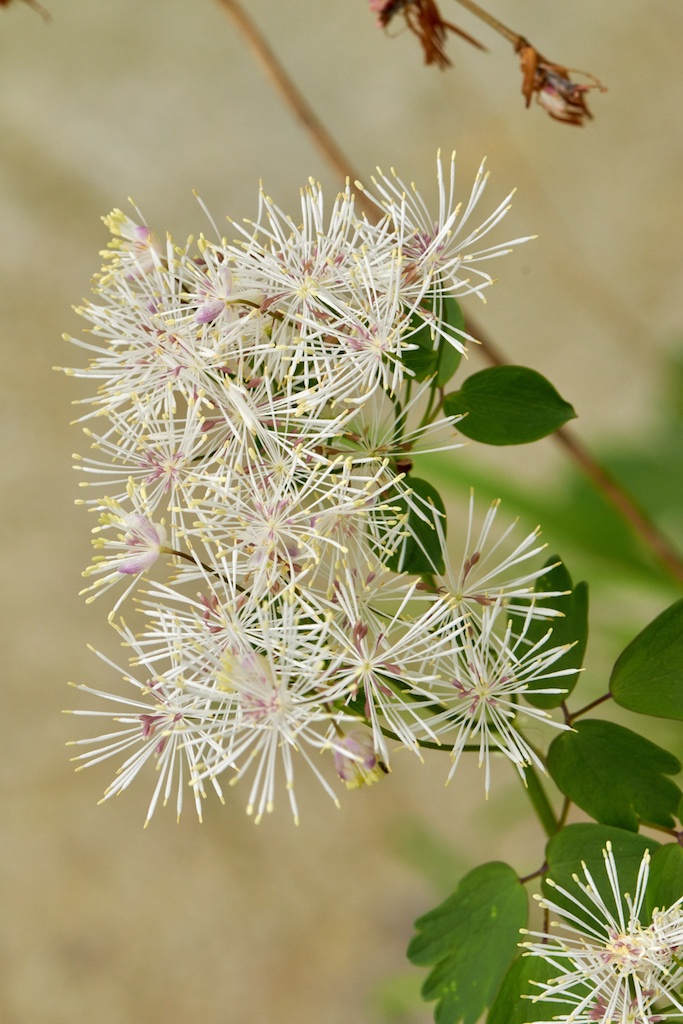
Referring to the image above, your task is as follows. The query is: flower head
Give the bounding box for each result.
[516,40,606,126]
[63,157,565,824]
[79,489,168,615]
[437,491,566,622]
[521,844,683,1023]
[67,647,224,825]
[359,152,532,302]
[423,600,572,792]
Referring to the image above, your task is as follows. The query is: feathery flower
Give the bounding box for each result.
[325,569,463,762]
[521,844,683,1023]
[423,600,572,792]
[63,154,552,822]
[358,152,532,301]
[435,491,565,622]
[67,644,224,825]
[79,488,168,614]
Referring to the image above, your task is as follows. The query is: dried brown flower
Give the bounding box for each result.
[370,0,485,68]
[516,39,606,126]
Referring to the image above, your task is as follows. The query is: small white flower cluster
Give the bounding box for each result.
[522,844,683,1023]
[62,154,573,823]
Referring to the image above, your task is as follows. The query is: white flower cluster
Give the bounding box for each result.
[522,844,683,1023]
[62,154,573,823]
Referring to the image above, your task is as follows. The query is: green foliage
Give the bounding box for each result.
[610,598,683,720]
[442,366,576,445]
[544,824,658,925]
[646,844,683,917]
[386,477,446,575]
[547,719,682,831]
[511,557,588,708]
[403,293,464,387]
[487,953,566,1024]
[408,862,527,1024]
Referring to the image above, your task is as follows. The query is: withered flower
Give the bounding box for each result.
[516,39,606,125]
[369,0,485,68]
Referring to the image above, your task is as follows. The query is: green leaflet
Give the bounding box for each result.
[646,844,683,918]
[610,598,683,720]
[408,861,527,1024]
[487,953,567,1024]
[443,366,576,445]
[385,476,446,575]
[510,556,588,708]
[547,719,682,831]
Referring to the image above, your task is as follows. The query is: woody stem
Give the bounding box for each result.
[215,0,377,221]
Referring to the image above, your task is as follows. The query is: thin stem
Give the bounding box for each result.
[554,431,683,585]
[557,796,571,830]
[379,726,480,753]
[519,862,548,885]
[467,315,683,587]
[217,0,683,587]
[163,547,244,591]
[640,821,681,841]
[216,0,378,222]
[522,764,558,839]
[567,691,613,724]
[450,0,522,46]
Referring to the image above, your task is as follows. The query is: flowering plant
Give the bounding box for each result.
[61,152,683,1023]
[57,5,683,1023]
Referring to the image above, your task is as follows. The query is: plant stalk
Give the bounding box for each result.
[450,0,522,46]
[523,764,558,839]
[216,0,377,221]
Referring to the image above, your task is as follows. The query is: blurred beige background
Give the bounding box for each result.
[1,1,682,1022]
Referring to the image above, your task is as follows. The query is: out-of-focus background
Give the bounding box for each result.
[1,1,682,1022]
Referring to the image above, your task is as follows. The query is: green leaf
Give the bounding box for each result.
[487,954,566,1024]
[544,824,658,926]
[403,293,464,387]
[610,598,683,720]
[547,720,682,831]
[443,366,576,445]
[408,862,527,1024]
[646,844,683,918]
[511,557,588,708]
[385,477,446,575]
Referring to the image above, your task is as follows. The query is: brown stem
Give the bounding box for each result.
[566,692,613,724]
[553,431,683,584]
[216,0,378,222]
[640,821,681,840]
[449,0,522,46]
[466,315,683,587]
[519,861,548,885]
[163,546,245,591]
